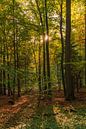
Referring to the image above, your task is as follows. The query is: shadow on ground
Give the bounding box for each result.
[27,98,61,129]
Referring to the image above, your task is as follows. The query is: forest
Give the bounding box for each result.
[0,0,86,129]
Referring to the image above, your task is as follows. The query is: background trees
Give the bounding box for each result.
[0,0,85,100]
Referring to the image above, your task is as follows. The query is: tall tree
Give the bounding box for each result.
[3,20,6,95]
[38,38,42,92]
[85,1,86,85]
[59,0,66,95]
[44,0,51,94]
[65,0,75,100]
[12,0,16,101]
[16,27,21,97]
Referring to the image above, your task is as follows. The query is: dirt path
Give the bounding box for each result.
[0,92,38,129]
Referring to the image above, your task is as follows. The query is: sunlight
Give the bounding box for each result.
[45,34,49,41]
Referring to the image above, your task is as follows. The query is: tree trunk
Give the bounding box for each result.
[0,41,3,95]
[59,0,66,95]
[16,27,21,97]
[7,45,11,96]
[85,1,86,86]
[13,0,16,101]
[3,43,6,95]
[17,46,21,97]
[24,56,27,92]
[65,0,75,100]
[45,0,51,94]
[38,39,42,92]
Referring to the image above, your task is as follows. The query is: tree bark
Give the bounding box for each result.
[13,0,16,101]
[45,0,51,94]
[38,39,42,92]
[85,1,86,86]
[65,0,75,100]
[59,0,66,95]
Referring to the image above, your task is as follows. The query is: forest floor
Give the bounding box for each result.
[0,88,86,129]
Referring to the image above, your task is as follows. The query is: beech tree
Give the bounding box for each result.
[45,0,51,94]
[59,0,66,95]
[65,0,75,100]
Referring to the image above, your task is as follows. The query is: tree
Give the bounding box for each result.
[65,0,75,100]
[45,0,51,94]
[85,1,86,85]
[12,0,16,101]
[59,0,66,95]
[38,38,42,92]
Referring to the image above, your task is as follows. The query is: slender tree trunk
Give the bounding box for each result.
[33,39,38,76]
[85,0,86,86]
[0,40,3,95]
[16,27,21,97]
[0,71,3,95]
[0,68,3,95]
[56,64,61,91]
[17,45,21,97]
[43,34,47,91]
[13,0,16,101]
[65,0,75,100]
[45,0,51,94]
[24,55,27,92]
[38,39,42,92]
[3,43,6,95]
[7,45,11,96]
[59,0,66,95]
[3,23,7,95]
